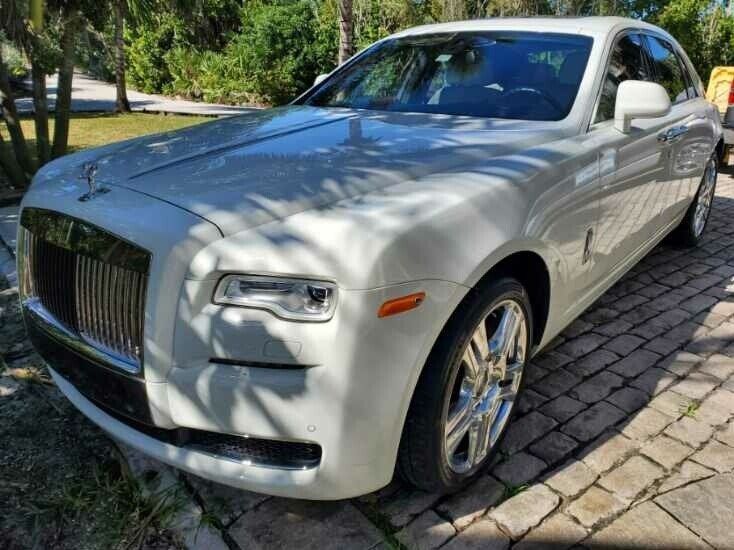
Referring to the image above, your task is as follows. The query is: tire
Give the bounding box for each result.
[397,277,533,493]
[672,154,717,247]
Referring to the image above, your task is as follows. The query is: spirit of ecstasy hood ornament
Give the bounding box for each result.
[78,162,110,202]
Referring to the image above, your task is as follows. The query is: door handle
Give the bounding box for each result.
[657,126,689,144]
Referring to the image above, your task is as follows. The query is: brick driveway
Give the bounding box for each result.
[3,175,734,549]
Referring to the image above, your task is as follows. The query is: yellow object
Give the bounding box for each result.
[706,66,734,115]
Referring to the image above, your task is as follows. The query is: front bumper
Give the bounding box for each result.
[31,278,465,499]
[18,184,469,498]
[51,370,327,497]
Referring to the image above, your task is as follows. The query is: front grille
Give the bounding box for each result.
[19,208,150,372]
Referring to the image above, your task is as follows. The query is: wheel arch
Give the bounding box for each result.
[470,250,551,349]
[715,136,725,164]
[394,248,553,485]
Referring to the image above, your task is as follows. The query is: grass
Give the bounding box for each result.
[0,113,210,191]
[1,112,210,153]
[681,400,700,418]
[0,278,188,549]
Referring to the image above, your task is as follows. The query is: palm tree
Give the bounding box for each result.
[113,0,131,112]
[338,0,353,65]
[0,0,84,186]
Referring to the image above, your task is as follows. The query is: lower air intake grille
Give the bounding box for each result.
[187,432,322,469]
[93,400,322,469]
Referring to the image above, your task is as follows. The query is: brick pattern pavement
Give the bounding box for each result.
[3,175,734,549]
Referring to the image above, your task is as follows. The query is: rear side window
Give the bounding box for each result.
[646,35,689,104]
[677,53,700,98]
[594,34,652,123]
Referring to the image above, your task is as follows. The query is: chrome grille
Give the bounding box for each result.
[19,209,150,373]
[73,254,146,364]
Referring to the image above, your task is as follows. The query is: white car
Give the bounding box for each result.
[18,17,721,499]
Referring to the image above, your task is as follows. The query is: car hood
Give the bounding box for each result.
[58,106,565,236]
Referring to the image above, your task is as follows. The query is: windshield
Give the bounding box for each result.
[303,32,592,121]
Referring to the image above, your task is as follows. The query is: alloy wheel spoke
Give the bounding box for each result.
[445,299,528,474]
[471,319,491,365]
[445,400,475,456]
[446,395,473,440]
[469,406,494,465]
[489,306,520,369]
[461,346,482,382]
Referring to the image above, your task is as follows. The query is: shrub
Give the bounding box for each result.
[1,40,28,79]
[163,0,338,105]
[223,0,338,104]
[126,14,189,94]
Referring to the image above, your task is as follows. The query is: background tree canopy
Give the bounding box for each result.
[73,0,734,106]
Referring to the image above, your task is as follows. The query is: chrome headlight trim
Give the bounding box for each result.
[213,274,338,322]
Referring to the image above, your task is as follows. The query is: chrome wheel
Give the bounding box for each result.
[694,159,716,237]
[443,300,528,474]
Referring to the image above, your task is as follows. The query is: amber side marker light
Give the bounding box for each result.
[378,292,426,318]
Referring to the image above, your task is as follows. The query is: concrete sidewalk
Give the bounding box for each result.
[14,73,259,117]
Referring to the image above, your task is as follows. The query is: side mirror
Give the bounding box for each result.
[313,74,329,86]
[614,80,671,133]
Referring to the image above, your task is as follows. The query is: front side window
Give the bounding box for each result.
[594,34,652,124]
[646,35,689,104]
[303,32,593,121]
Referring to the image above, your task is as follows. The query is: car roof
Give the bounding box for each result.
[390,16,669,40]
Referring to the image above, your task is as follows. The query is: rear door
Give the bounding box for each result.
[643,34,713,218]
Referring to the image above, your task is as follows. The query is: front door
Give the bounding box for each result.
[587,32,669,286]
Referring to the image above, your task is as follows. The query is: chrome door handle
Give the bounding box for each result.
[657,126,689,144]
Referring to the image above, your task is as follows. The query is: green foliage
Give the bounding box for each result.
[75,26,115,82]
[67,0,734,107]
[654,0,734,83]
[126,13,188,93]
[353,0,430,50]
[225,0,339,104]
[0,40,27,78]
[160,0,338,105]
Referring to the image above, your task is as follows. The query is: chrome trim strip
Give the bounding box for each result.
[23,297,141,374]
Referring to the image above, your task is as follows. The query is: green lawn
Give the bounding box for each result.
[2,112,209,154]
[1,113,210,193]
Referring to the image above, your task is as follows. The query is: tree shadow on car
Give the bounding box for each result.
[341,183,734,548]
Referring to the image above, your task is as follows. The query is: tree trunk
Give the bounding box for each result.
[52,13,78,158]
[0,48,34,175]
[30,58,51,166]
[0,133,29,188]
[338,0,353,65]
[113,0,131,113]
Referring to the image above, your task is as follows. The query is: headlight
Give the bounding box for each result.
[213,274,337,321]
